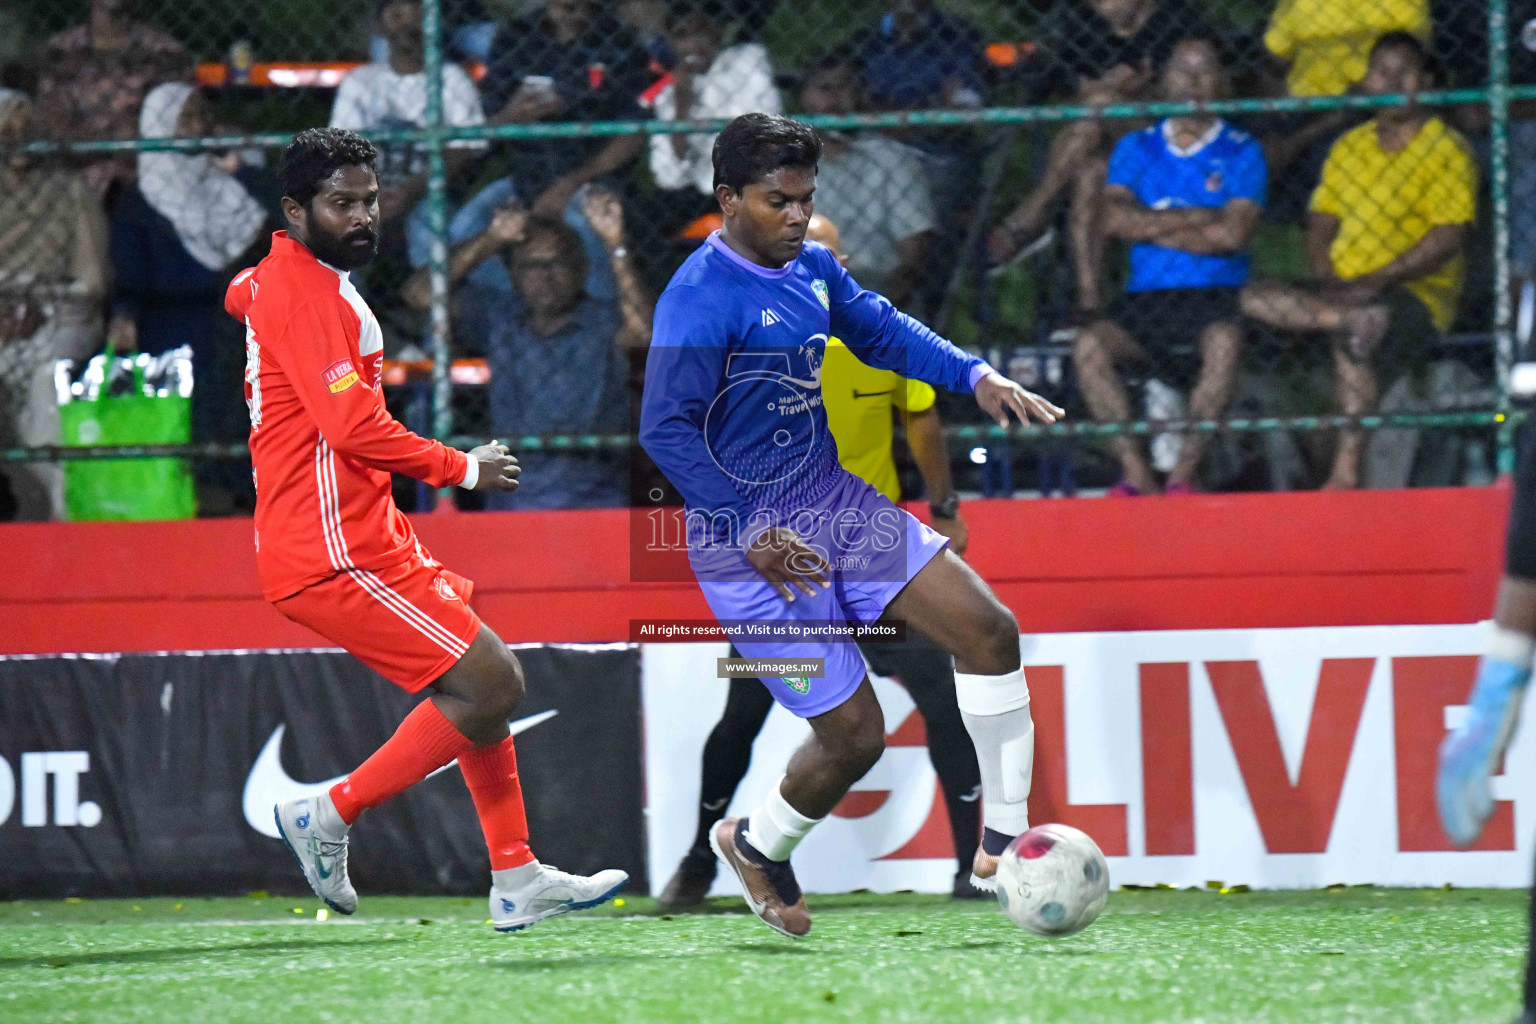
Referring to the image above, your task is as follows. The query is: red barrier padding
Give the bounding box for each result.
[0,487,1508,655]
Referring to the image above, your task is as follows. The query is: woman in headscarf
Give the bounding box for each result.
[109,81,272,512]
[110,81,269,355]
[0,88,108,520]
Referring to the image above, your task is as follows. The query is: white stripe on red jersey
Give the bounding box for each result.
[226,232,470,602]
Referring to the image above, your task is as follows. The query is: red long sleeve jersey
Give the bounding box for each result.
[225,232,469,602]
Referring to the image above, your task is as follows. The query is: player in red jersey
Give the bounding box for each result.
[225,128,625,931]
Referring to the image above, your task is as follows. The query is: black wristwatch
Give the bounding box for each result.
[929,494,960,520]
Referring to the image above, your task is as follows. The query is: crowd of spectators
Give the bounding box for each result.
[0,0,1513,518]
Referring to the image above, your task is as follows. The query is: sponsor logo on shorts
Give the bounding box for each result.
[784,676,811,695]
[323,359,361,394]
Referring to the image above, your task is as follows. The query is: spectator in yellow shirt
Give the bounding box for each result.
[656,213,990,908]
[1264,0,1429,97]
[1259,0,1429,225]
[1242,33,1476,489]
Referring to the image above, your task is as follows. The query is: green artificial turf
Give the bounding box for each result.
[0,888,1524,1023]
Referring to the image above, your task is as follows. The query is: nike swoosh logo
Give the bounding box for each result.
[959,786,981,803]
[852,389,893,399]
[310,837,334,879]
[702,798,729,811]
[243,709,559,838]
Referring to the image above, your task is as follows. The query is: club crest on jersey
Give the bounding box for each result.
[432,576,461,603]
[323,359,361,394]
[1206,170,1224,192]
[784,676,811,695]
[812,279,829,310]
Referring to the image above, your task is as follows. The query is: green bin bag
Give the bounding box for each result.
[59,352,195,521]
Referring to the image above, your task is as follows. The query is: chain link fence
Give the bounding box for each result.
[0,0,1524,518]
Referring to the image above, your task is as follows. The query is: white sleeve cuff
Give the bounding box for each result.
[969,363,997,391]
[457,455,479,491]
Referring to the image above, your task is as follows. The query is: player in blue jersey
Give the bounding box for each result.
[639,113,1064,937]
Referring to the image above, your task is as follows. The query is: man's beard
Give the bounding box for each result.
[306,222,379,271]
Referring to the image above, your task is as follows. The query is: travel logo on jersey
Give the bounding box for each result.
[701,340,828,490]
[323,359,361,395]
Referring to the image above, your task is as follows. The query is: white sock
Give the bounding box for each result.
[743,779,822,862]
[955,667,1034,839]
[1488,624,1536,667]
[314,792,349,838]
[492,861,541,892]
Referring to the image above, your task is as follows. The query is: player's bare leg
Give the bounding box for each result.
[429,623,528,744]
[882,549,1032,890]
[278,626,626,928]
[778,680,888,817]
[712,680,885,938]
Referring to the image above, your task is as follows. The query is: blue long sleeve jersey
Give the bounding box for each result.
[640,233,988,541]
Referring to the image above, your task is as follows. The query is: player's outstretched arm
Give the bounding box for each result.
[973,370,1064,428]
[280,297,474,488]
[1438,611,1536,846]
[462,441,522,493]
[818,247,991,397]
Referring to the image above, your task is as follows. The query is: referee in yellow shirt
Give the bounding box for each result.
[657,214,987,905]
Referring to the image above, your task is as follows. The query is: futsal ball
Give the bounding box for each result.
[994,823,1110,936]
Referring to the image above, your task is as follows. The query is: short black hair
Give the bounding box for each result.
[1370,30,1432,73]
[279,127,378,206]
[712,113,822,193]
[514,214,588,279]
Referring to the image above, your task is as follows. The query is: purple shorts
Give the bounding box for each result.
[691,471,950,717]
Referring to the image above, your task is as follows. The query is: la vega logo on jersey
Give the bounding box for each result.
[323,359,361,394]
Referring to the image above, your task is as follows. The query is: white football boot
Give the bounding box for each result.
[274,796,358,915]
[970,848,1000,893]
[489,863,629,933]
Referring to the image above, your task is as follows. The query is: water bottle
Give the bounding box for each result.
[227,39,254,86]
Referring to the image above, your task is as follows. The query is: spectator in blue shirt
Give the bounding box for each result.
[1074,38,1266,495]
[988,0,1210,315]
[401,189,653,510]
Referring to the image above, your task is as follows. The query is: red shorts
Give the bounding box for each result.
[276,554,482,693]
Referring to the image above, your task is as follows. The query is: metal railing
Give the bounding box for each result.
[1,0,1520,483]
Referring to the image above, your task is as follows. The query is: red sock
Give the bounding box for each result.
[458,735,535,869]
[330,699,473,825]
